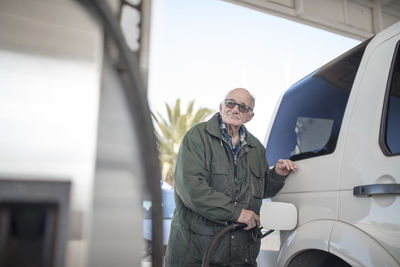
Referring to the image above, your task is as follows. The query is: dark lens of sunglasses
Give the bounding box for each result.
[225,100,236,108]
[225,100,250,113]
[238,105,249,112]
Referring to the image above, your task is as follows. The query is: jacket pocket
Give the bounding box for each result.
[249,167,264,199]
[209,173,233,197]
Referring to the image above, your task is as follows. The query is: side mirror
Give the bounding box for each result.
[260,201,297,230]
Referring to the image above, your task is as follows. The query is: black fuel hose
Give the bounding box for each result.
[201,223,245,267]
[201,223,275,267]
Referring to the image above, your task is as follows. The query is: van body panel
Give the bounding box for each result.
[339,28,400,263]
[330,221,399,267]
[276,220,334,267]
[276,154,341,193]
[338,191,400,264]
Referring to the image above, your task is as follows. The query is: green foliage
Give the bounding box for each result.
[152,99,214,186]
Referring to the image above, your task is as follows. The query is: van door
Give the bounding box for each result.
[338,31,400,263]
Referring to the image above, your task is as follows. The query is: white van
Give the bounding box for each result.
[261,21,400,266]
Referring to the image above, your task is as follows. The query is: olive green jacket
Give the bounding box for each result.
[165,113,287,267]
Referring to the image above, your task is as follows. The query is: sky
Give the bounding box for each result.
[147,0,361,142]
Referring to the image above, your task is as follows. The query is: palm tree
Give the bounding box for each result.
[152,99,214,186]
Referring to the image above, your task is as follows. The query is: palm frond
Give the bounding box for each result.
[152,99,214,186]
[166,103,173,124]
[186,100,194,116]
[173,99,181,125]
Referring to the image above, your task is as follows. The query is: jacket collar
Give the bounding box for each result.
[205,113,258,147]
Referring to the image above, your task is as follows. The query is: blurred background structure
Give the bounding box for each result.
[0,1,156,267]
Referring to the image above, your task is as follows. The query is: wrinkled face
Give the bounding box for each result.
[219,89,254,128]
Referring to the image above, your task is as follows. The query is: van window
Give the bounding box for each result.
[266,39,370,165]
[382,42,400,155]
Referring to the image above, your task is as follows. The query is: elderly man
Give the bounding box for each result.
[165,88,296,267]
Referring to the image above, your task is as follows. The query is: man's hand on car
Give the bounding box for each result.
[275,159,297,176]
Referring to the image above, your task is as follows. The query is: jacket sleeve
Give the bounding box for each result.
[263,153,288,198]
[174,129,242,223]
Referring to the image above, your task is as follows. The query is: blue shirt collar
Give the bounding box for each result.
[218,115,246,150]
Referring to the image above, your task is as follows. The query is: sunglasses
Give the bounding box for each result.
[224,99,253,113]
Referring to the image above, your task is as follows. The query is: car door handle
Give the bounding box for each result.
[353,184,400,197]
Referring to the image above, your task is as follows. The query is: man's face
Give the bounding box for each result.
[219,89,254,128]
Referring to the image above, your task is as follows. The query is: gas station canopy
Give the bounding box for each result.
[224,0,400,40]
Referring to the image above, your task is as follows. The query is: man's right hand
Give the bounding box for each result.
[237,209,260,230]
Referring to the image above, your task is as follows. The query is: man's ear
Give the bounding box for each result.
[219,103,223,113]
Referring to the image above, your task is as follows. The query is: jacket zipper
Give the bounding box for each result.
[220,138,235,265]
[220,138,249,265]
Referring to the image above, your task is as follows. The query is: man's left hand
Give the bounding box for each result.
[275,159,297,176]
